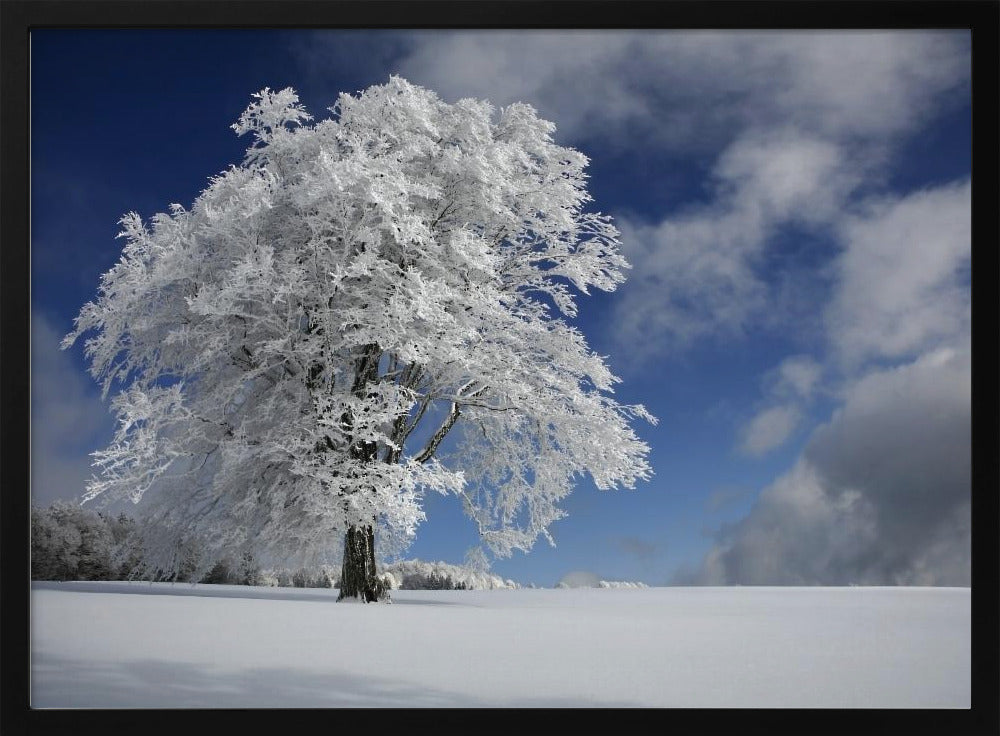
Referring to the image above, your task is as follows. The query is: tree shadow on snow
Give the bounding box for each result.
[30,652,640,708]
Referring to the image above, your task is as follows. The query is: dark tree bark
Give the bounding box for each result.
[337,342,391,603]
[337,523,388,602]
[334,343,465,603]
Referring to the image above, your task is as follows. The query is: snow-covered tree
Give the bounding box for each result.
[63,77,655,602]
[383,558,520,590]
[30,502,116,581]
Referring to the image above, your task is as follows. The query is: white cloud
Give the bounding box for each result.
[826,180,972,367]
[733,355,823,458]
[396,32,644,145]
[31,310,111,506]
[387,31,968,148]
[610,148,967,363]
[728,167,969,460]
[773,356,823,400]
[294,31,969,361]
[710,174,972,576]
[611,130,855,351]
[738,405,802,457]
[687,344,970,585]
[713,132,852,224]
[775,32,970,139]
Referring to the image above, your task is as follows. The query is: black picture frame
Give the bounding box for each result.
[3,2,996,733]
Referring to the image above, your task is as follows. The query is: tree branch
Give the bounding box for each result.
[412,383,487,464]
[414,401,461,464]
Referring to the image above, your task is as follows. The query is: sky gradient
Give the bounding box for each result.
[31,29,972,587]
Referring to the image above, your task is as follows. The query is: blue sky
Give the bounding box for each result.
[31,30,972,587]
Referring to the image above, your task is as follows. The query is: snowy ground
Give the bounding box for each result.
[31,581,969,708]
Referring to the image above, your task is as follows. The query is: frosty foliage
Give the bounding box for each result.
[596,580,649,589]
[257,565,336,589]
[64,77,655,577]
[382,559,519,590]
[554,571,648,589]
[30,503,143,581]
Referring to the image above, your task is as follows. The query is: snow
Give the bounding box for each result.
[31,581,969,708]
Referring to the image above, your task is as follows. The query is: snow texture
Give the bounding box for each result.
[31,582,969,708]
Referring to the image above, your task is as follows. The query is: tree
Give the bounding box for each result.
[63,77,656,602]
[30,502,116,581]
[31,504,83,580]
[237,550,263,586]
[103,511,145,579]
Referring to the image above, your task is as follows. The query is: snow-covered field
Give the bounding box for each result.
[31,581,969,708]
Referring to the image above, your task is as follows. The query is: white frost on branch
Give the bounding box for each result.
[64,76,656,576]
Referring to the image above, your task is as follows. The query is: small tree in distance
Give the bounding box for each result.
[64,77,656,602]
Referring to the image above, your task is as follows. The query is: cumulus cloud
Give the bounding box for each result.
[31,311,111,506]
[567,34,964,358]
[826,180,972,367]
[705,176,971,580]
[772,356,823,401]
[609,128,965,360]
[387,31,968,148]
[612,130,856,351]
[686,345,970,586]
[737,405,802,458]
[735,355,823,457]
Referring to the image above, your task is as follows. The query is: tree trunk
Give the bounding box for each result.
[337,523,389,602]
[336,343,390,603]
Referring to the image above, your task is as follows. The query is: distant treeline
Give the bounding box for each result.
[381,559,519,591]
[31,502,340,587]
[29,503,519,590]
[31,502,142,582]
